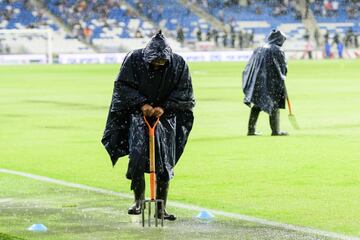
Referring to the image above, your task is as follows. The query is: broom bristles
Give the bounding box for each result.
[288,114,300,130]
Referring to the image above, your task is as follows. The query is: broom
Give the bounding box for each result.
[286,96,300,130]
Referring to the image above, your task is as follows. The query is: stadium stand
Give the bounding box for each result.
[0,0,358,56]
[46,0,196,51]
[46,0,156,40]
[0,0,57,30]
[192,0,308,49]
[0,0,92,54]
[126,0,211,40]
[311,0,359,48]
[46,0,170,52]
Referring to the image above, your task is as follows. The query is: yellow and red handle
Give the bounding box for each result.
[143,116,160,200]
[286,96,293,115]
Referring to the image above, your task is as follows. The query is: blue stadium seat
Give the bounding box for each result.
[0,0,57,30]
[126,0,211,39]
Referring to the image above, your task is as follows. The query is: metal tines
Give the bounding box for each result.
[141,199,164,227]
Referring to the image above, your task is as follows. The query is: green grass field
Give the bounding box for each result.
[1,61,360,238]
[1,172,333,240]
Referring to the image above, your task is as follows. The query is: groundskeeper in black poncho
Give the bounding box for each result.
[242,29,288,136]
[101,31,195,220]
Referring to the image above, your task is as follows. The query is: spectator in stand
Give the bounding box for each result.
[294,8,302,20]
[332,0,339,16]
[134,0,142,11]
[212,28,219,46]
[83,26,93,44]
[4,5,14,20]
[271,0,288,16]
[305,0,310,18]
[0,39,4,54]
[238,30,244,49]
[185,2,192,15]
[72,23,81,39]
[313,2,321,15]
[344,28,354,47]
[0,39,10,54]
[273,5,282,16]
[324,30,330,42]
[337,40,344,58]
[346,1,359,18]
[223,30,228,47]
[325,40,332,58]
[24,0,32,10]
[224,0,238,7]
[332,32,344,58]
[196,28,202,41]
[255,6,262,14]
[156,5,164,22]
[304,29,310,41]
[314,28,320,47]
[323,0,333,17]
[135,28,144,38]
[229,20,236,48]
[332,32,340,46]
[249,29,255,47]
[303,30,313,59]
[177,26,185,46]
[304,39,314,59]
[206,30,211,41]
[218,9,225,23]
[231,30,236,48]
[77,1,86,12]
[202,0,208,9]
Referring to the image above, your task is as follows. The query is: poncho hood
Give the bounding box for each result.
[143,30,172,63]
[266,29,287,47]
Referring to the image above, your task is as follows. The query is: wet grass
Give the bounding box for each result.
[0,174,333,240]
[0,233,26,240]
[22,100,106,110]
[0,61,360,237]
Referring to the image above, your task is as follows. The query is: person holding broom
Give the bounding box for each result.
[101,31,195,220]
[242,29,289,136]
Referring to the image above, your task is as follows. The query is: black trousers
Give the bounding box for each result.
[248,106,280,134]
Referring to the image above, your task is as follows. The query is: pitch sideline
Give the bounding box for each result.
[1,168,359,240]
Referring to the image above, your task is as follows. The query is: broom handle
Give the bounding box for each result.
[144,116,160,201]
[286,96,293,115]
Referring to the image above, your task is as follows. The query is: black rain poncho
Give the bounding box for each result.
[242,29,288,114]
[101,32,195,181]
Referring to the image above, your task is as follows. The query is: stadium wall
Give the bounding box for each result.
[0,50,359,64]
[57,51,254,64]
[0,54,47,64]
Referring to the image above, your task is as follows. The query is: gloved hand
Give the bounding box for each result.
[141,104,155,117]
[153,107,164,118]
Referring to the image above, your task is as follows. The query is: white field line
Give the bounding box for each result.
[1,168,359,240]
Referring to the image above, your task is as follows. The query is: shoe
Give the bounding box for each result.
[156,209,176,221]
[127,202,142,215]
[156,180,176,221]
[271,131,288,136]
[269,110,288,136]
[128,177,145,215]
[247,131,262,136]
